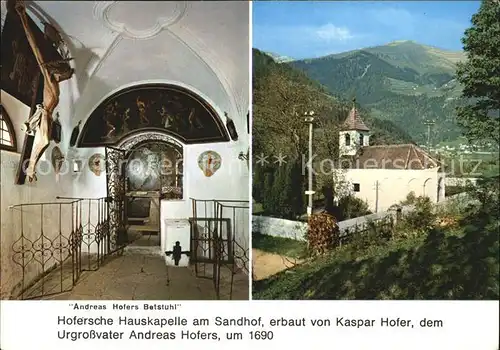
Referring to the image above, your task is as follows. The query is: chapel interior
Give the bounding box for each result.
[0,0,250,300]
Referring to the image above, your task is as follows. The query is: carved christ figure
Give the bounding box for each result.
[15,0,74,182]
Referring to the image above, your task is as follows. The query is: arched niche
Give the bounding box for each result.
[78,83,230,147]
[423,178,434,198]
[118,131,184,199]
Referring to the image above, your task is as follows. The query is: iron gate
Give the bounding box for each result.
[105,146,128,251]
[189,198,249,300]
[189,215,232,290]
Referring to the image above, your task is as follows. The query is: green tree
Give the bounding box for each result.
[456,0,500,146]
[260,169,274,215]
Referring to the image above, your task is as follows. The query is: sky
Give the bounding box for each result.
[252,1,481,59]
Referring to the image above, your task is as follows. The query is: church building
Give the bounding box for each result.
[338,101,446,213]
[0,1,250,300]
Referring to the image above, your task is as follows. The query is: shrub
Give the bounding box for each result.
[348,218,393,252]
[306,213,339,256]
[337,195,372,221]
[402,191,417,205]
[445,185,467,197]
[396,196,436,238]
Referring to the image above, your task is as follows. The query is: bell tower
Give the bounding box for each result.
[339,98,370,157]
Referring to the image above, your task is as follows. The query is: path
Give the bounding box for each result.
[252,249,302,281]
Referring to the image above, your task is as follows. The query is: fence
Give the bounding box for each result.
[252,193,470,242]
[190,198,249,300]
[56,197,111,270]
[9,197,110,300]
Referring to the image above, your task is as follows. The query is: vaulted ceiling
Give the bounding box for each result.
[0,1,249,136]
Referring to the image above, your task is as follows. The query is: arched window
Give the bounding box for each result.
[345,133,351,146]
[0,105,17,152]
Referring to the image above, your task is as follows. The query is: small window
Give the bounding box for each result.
[0,105,17,152]
[359,134,364,146]
[345,134,351,146]
[353,183,360,192]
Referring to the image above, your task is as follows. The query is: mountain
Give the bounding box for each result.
[290,41,467,143]
[252,48,414,156]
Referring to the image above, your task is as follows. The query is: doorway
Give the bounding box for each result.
[124,140,183,248]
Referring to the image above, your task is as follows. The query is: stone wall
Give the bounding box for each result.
[252,193,467,241]
[252,216,308,241]
[445,177,479,187]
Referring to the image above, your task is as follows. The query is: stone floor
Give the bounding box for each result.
[23,234,249,300]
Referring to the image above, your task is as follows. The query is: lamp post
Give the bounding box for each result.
[304,111,315,216]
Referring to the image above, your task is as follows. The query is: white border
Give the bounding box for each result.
[247,0,254,300]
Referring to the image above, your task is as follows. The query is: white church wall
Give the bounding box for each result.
[344,168,440,212]
[1,89,75,299]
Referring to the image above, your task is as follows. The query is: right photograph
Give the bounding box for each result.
[251,1,499,300]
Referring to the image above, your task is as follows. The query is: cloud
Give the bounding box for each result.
[254,23,356,44]
[253,23,360,59]
[314,23,354,41]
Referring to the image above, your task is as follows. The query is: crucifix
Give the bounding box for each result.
[13,0,74,182]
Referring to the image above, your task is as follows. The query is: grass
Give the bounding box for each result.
[253,221,499,300]
[252,233,307,259]
[253,202,264,214]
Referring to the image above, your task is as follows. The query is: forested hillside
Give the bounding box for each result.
[252,48,413,218]
[253,48,413,156]
[290,41,466,143]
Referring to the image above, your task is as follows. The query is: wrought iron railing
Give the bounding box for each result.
[9,197,110,300]
[56,197,110,270]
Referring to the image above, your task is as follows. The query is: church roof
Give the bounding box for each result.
[341,101,370,131]
[342,144,440,170]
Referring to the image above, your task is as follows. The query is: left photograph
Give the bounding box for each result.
[0,0,250,300]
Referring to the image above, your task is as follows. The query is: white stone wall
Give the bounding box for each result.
[446,177,479,187]
[252,216,308,241]
[251,194,467,243]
